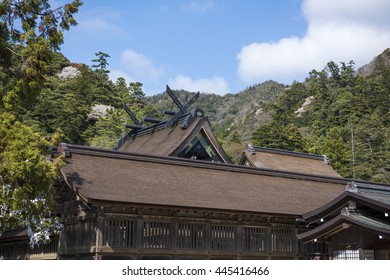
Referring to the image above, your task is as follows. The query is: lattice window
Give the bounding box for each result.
[143,222,171,249]
[177,223,205,250]
[271,228,294,252]
[103,219,135,247]
[332,249,360,260]
[210,225,237,251]
[177,131,221,162]
[242,227,265,252]
[363,249,374,260]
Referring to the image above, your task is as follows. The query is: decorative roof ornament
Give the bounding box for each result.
[114,85,202,150]
[246,143,256,155]
[346,181,358,192]
[164,85,199,128]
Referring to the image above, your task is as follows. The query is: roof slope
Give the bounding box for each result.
[58,144,347,216]
[297,212,390,242]
[117,114,201,155]
[239,146,342,178]
[298,182,390,242]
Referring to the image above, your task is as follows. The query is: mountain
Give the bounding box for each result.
[146,49,390,182]
[357,48,390,77]
[146,80,287,141]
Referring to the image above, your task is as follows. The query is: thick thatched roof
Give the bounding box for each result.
[239,146,342,178]
[58,144,347,216]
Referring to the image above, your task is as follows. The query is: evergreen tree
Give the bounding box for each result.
[0,0,82,246]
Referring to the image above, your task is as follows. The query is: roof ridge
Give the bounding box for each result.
[348,181,390,193]
[247,144,327,162]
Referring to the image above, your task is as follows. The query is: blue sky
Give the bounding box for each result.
[59,0,390,95]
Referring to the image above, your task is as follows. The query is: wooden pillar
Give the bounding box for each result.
[205,223,211,253]
[236,225,242,254]
[293,228,299,257]
[265,227,272,259]
[95,208,104,260]
[134,210,143,249]
[171,221,178,252]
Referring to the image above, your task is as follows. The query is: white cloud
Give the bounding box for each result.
[108,69,136,84]
[169,74,230,95]
[120,49,164,82]
[237,0,390,85]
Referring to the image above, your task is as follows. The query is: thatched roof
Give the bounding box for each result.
[239,146,341,178]
[59,144,347,216]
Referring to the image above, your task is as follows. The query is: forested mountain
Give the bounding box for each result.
[147,49,390,182]
[246,49,390,182]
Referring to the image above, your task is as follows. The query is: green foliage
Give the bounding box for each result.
[0,0,82,246]
[91,51,110,76]
[250,121,305,152]
[0,111,63,246]
[23,55,149,146]
[0,0,82,110]
[221,130,245,163]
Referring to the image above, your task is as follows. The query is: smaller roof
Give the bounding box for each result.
[298,181,390,243]
[297,210,390,243]
[238,145,342,178]
[302,182,390,223]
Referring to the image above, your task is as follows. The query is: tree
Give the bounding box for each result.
[91,51,110,77]
[0,112,64,246]
[0,0,82,110]
[250,121,305,152]
[0,0,82,247]
[129,81,145,102]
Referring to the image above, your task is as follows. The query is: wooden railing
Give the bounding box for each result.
[60,218,302,255]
